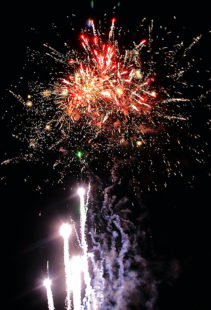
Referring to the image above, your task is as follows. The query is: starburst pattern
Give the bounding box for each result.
[1,17,209,191]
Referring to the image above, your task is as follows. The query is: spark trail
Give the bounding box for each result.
[60,223,72,310]
[43,278,55,310]
[78,186,97,309]
[70,256,82,310]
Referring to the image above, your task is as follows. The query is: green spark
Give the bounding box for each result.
[76,151,83,159]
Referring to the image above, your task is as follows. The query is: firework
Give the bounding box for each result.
[2,17,208,192]
[78,186,97,309]
[70,256,82,310]
[43,278,55,310]
[44,17,194,147]
[60,223,72,310]
[43,186,97,310]
[1,13,209,310]
[42,183,152,309]
[51,19,159,134]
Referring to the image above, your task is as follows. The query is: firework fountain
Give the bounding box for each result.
[43,181,159,309]
[43,186,98,310]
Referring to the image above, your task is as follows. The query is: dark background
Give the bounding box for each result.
[0,1,210,309]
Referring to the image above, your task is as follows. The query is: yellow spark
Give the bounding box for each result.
[151,91,157,98]
[61,88,68,96]
[101,91,111,98]
[136,140,143,146]
[116,88,123,96]
[43,90,51,97]
[29,140,36,147]
[26,101,33,107]
[136,70,142,79]
[45,124,51,131]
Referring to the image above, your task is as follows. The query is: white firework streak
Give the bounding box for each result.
[78,186,97,310]
[60,224,72,310]
[44,278,55,310]
[109,18,116,40]
[70,256,82,310]
[85,183,91,208]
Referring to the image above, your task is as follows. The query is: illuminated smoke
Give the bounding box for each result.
[85,166,159,309]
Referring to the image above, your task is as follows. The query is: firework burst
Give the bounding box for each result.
[52,20,157,131]
[1,17,209,191]
[42,19,190,141]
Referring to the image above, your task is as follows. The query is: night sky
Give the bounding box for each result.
[0,2,210,310]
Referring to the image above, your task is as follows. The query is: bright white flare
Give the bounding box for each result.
[44,278,52,287]
[43,278,55,310]
[60,223,72,239]
[77,187,85,197]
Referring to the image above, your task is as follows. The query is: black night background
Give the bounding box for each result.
[0,1,210,310]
